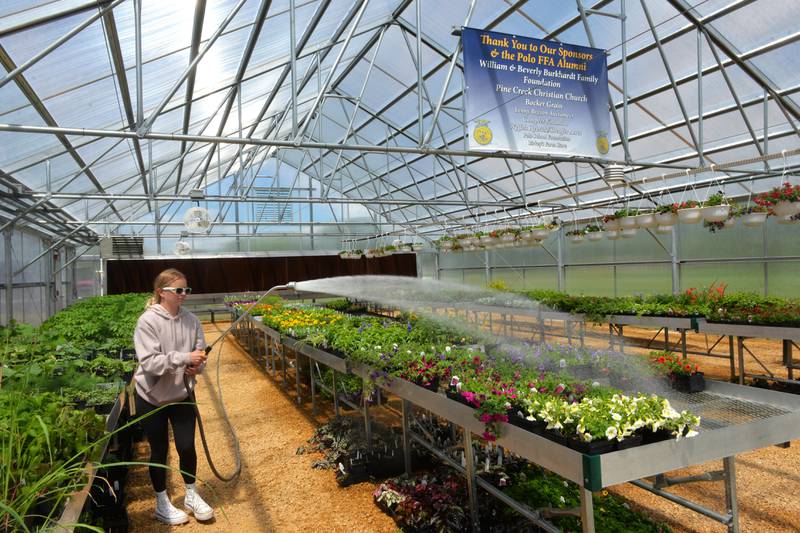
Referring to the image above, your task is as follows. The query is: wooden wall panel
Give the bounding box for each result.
[106,254,418,294]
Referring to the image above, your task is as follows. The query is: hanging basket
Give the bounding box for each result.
[677,207,703,224]
[655,225,673,234]
[772,200,800,218]
[618,216,639,229]
[741,212,768,227]
[701,205,731,223]
[519,231,534,240]
[606,229,620,240]
[620,228,637,238]
[636,213,658,228]
[440,240,454,250]
[655,212,677,226]
[500,233,517,243]
[532,229,550,240]
[568,235,584,244]
[587,231,604,241]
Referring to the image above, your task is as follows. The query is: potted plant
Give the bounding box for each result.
[605,229,620,240]
[635,209,658,228]
[531,224,553,240]
[499,228,518,243]
[602,213,620,230]
[676,200,702,224]
[614,208,639,229]
[651,351,705,393]
[701,191,731,222]
[756,182,800,217]
[518,226,535,241]
[655,204,678,226]
[437,236,455,250]
[585,224,604,241]
[739,204,769,227]
[565,229,585,244]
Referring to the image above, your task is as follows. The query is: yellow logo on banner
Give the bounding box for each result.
[473,120,493,145]
[596,132,609,154]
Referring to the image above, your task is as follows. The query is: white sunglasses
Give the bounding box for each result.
[162,287,192,295]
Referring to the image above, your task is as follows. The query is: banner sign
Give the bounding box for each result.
[462,27,610,158]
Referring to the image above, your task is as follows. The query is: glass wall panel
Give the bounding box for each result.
[616,264,672,296]
[680,262,765,295]
[439,270,462,284]
[565,266,614,296]
[463,269,486,287]
[766,262,800,299]
[417,252,436,279]
[75,258,101,299]
[522,267,558,291]
[766,219,800,257]
[490,267,525,289]
[678,220,764,260]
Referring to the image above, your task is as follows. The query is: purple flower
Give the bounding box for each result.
[407,321,413,333]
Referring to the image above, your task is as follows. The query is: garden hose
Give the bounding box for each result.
[183,283,297,482]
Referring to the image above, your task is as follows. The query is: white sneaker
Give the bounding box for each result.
[155,494,189,525]
[185,489,214,521]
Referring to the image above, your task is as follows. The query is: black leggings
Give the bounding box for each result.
[134,392,198,492]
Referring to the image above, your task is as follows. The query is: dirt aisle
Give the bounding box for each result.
[125,322,396,532]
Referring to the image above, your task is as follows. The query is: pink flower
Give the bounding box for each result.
[482,431,497,441]
[480,413,493,423]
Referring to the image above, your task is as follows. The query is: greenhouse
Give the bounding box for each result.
[1,1,799,532]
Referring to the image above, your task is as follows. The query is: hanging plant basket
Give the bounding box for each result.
[500,233,517,243]
[742,212,768,227]
[519,230,534,240]
[618,216,639,229]
[606,229,620,240]
[587,231,604,241]
[655,225,673,234]
[678,207,703,224]
[701,205,731,223]
[655,212,677,226]
[568,234,584,244]
[636,213,658,228]
[772,200,800,218]
[532,229,550,240]
[479,235,496,246]
[620,228,637,238]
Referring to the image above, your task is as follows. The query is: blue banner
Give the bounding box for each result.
[462,27,610,158]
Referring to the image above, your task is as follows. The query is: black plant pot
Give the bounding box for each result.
[615,434,644,451]
[569,437,616,455]
[413,376,440,392]
[672,372,705,393]
[542,429,570,447]
[506,411,546,435]
[642,428,674,445]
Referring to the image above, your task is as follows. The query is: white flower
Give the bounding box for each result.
[563,481,569,487]
[420,351,425,356]
[559,496,566,504]
[611,412,622,422]
[445,346,452,353]
[592,381,600,387]
[407,350,412,354]
[559,359,567,368]
[605,426,618,440]
[392,343,398,349]
[685,429,699,438]
[374,345,381,350]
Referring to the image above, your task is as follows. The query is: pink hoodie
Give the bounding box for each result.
[133,304,206,406]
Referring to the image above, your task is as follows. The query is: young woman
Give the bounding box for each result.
[133,268,214,524]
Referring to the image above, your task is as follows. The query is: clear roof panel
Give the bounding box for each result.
[0,0,797,242]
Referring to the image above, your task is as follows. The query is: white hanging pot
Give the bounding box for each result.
[620,228,638,238]
[678,207,703,224]
[500,233,516,243]
[606,229,620,240]
[479,235,495,245]
[440,240,454,250]
[519,231,534,240]
[604,219,621,230]
[568,235,584,244]
[741,212,768,227]
[587,231,604,241]
[772,200,800,218]
[655,212,677,226]
[701,205,731,223]
[636,213,658,228]
[532,229,549,239]
[618,216,639,229]
[655,225,673,235]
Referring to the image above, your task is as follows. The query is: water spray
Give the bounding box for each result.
[185,282,297,482]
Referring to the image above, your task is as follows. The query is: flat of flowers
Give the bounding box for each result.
[125,322,396,533]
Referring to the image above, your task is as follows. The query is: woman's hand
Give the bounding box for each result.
[188,349,207,368]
